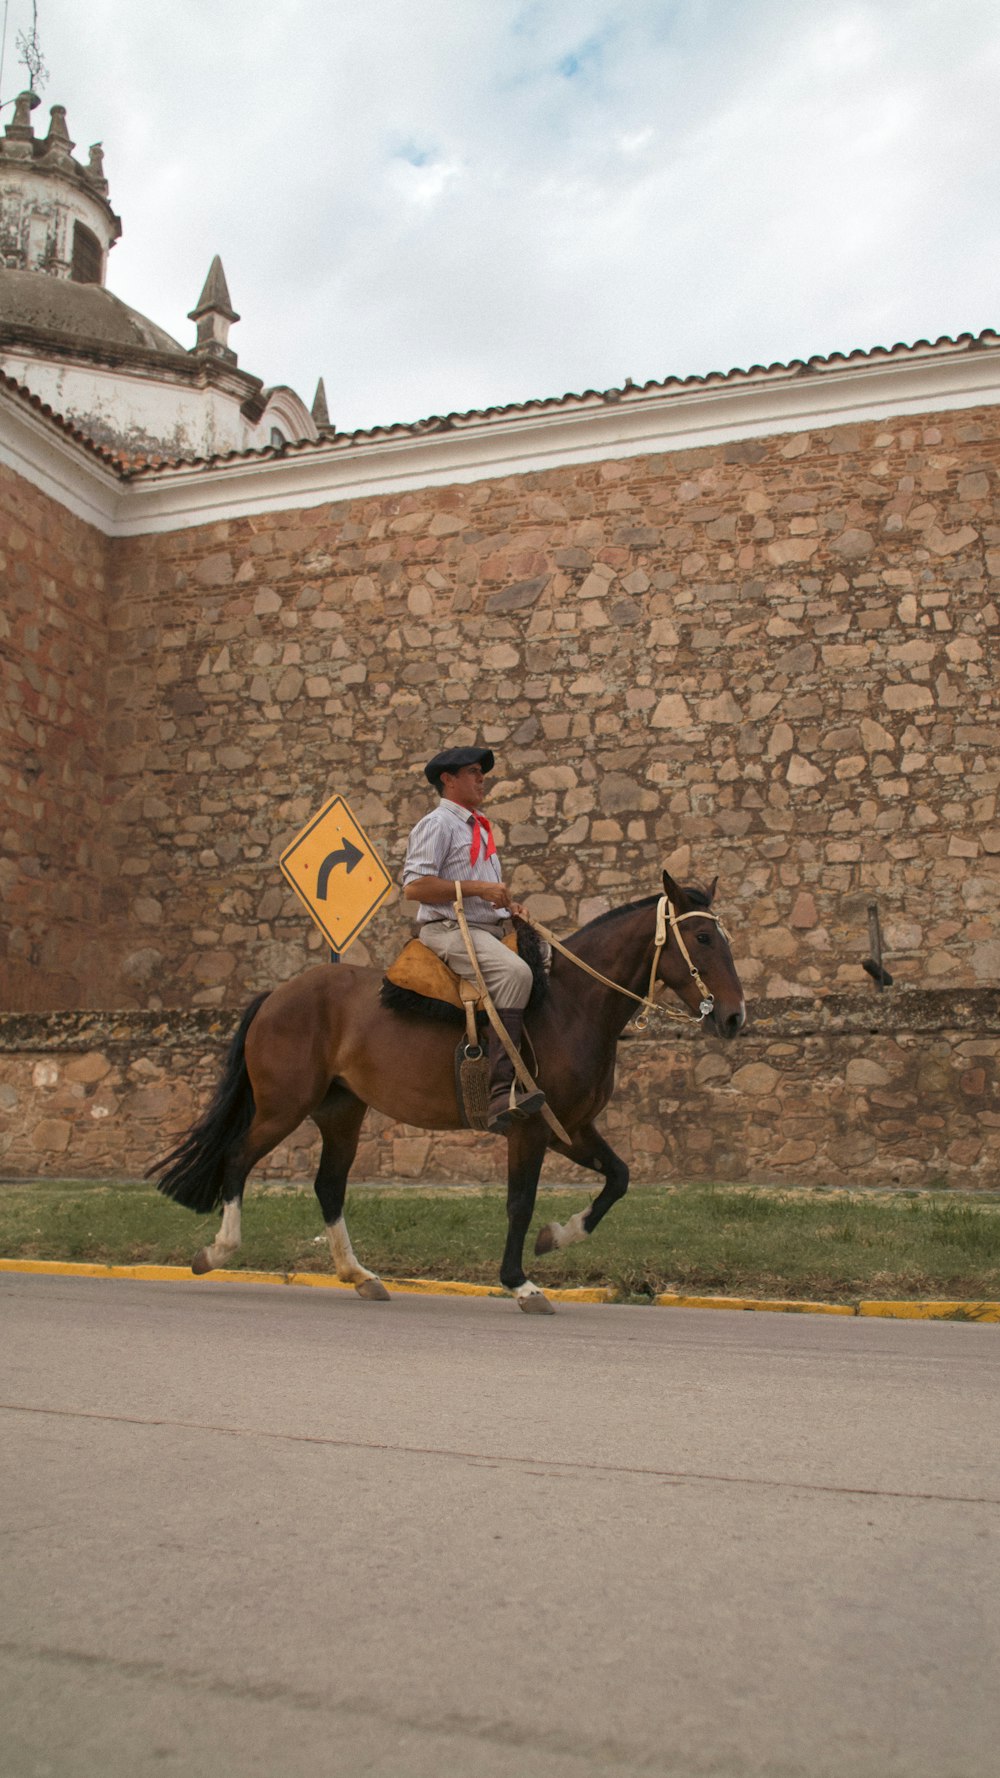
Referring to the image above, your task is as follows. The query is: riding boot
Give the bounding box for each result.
[487,1009,546,1132]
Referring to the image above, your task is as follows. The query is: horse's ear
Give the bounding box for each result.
[707,875,718,906]
[662,868,684,905]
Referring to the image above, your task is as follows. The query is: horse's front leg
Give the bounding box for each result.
[535,1123,629,1256]
[312,1087,389,1301]
[500,1120,555,1314]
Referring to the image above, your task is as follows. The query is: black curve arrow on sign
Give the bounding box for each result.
[316,838,363,900]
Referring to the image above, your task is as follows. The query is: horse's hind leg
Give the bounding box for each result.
[534,1123,629,1256]
[191,1111,295,1275]
[191,1189,242,1274]
[312,1086,389,1302]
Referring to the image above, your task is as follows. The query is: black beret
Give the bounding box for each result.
[424,745,495,785]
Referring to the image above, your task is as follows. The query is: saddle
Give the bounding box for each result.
[380,927,561,1139]
[382,931,520,1017]
[381,933,522,1130]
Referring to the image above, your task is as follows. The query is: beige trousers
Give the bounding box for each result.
[418,920,533,1010]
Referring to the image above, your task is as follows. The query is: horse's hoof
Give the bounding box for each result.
[517,1287,556,1315]
[191,1250,213,1275]
[534,1223,559,1256]
[355,1277,391,1301]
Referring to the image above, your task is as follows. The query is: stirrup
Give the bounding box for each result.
[488,1079,546,1132]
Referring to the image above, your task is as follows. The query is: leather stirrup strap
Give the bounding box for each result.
[453,886,571,1147]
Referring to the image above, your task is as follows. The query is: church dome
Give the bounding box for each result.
[0,268,186,360]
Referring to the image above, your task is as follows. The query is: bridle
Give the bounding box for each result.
[634,894,731,1030]
[523,894,732,1031]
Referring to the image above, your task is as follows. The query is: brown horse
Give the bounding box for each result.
[150,870,745,1313]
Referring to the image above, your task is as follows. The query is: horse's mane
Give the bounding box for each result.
[570,883,713,943]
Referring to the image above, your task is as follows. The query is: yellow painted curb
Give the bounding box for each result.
[654,1289,1000,1321]
[654,1291,855,1315]
[857,1299,1000,1322]
[0,1257,609,1304]
[0,1260,996,1319]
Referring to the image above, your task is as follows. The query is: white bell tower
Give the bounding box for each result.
[0,90,121,283]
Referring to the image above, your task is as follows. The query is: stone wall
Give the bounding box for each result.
[0,462,113,1009]
[3,404,1000,1021]
[100,407,1000,1012]
[1,990,997,1191]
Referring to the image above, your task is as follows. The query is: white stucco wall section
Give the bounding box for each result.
[1,352,260,460]
[4,335,1000,539]
[0,390,122,530]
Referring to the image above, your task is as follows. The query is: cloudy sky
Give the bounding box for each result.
[5,0,998,432]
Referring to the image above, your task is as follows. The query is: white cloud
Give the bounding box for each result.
[5,0,999,429]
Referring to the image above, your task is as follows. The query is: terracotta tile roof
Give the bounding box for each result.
[121,327,1000,477]
[5,329,999,480]
[331,328,1000,445]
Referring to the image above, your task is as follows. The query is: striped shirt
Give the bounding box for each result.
[402,798,506,926]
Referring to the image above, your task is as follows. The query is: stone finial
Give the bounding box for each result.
[188,254,240,362]
[42,104,75,163]
[311,377,331,429]
[86,142,108,191]
[4,90,39,141]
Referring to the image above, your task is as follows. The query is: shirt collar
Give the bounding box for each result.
[440,797,477,825]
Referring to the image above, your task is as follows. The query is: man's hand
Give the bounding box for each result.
[476,881,514,911]
[403,876,521,913]
[477,883,530,919]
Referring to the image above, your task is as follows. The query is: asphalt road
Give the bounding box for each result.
[2,1274,998,1778]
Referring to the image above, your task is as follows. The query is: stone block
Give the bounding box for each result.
[650,693,691,729]
[766,538,817,565]
[830,529,874,559]
[883,684,933,711]
[845,1058,892,1087]
[523,893,567,922]
[731,1062,780,1095]
[698,692,742,724]
[392,1137,431,1177]
[64,1052,111,1084]
[786,756,824,787]
[485,575,550,614]
[30,1117,71,1152]
[924,524,978,556]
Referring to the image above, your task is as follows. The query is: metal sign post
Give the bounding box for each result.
[279,794,393,958]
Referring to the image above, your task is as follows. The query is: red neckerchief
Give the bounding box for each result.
[469,811,496,866]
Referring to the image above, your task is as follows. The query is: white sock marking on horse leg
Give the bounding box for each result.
[553,1210,590,1250]
[515,1281,544,1300]
[327,1216,380,1286]
[204,1199,241,1268]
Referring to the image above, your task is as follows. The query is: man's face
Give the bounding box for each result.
[441,763,487,810]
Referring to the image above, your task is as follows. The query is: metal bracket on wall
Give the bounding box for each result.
[862,901,893,988]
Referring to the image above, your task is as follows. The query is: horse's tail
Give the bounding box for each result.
[146,992,270,1215]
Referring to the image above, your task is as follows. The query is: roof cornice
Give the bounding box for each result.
[3,332,1000,539]
[0,373,124,529]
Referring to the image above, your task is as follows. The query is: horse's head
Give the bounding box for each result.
[656,870,746,1040]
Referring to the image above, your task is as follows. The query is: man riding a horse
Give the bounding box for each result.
[151,746,746,1312]
[402,745,545,1132]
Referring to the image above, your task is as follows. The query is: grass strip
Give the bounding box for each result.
[2,1178,1000,1304]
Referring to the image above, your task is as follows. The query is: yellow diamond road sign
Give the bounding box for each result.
[279,794,393,954]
